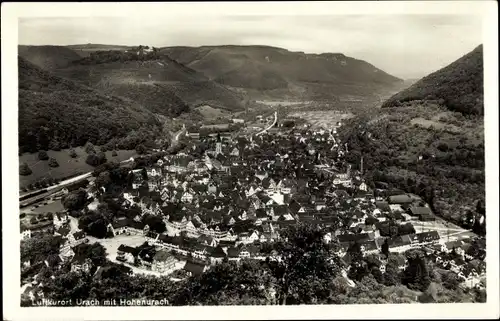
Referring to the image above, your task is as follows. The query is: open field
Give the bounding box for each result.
[30,199,64,214]
[19,147,137,188]
[20,200,65,228]
[88,234,148,261]
[195,105,229,120]
[409,218,476,241]
[200,123,231,130]
[289,111,355,129]
[410,117,462,133]
[256,100,311,107]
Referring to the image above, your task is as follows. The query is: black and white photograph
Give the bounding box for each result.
[2,1,499,320]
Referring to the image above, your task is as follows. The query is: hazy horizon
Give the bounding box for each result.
[19,15,482,79]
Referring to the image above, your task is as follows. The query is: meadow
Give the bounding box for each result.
[19,147,137,189]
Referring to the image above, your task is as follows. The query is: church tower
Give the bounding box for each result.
[216,142,222,155]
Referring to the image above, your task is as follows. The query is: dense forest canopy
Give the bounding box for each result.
[18,57,163,153]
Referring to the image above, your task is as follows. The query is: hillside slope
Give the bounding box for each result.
[18,45,81,70]
[19,45,245,113]
[382,45,483,115]
[18,56,162,153]
[161,45,403,100]
[340,46,485,234]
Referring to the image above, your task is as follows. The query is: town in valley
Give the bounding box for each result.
[15,9,488,307]
[20,106,486,306]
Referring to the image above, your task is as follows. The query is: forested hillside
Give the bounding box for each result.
[161,45,403,100]
[340,43,485,235]
[18,57,162,153]
[382,45,483,115]
[19,45,245,115]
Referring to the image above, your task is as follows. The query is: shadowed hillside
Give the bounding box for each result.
[18,56,162,153]
[161,45,403,100]
[382,45,483,115]
[18,45,81,70]
[19,45,245,113]
[339,45,485,234]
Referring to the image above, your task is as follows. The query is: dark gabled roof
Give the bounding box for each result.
[375,201,391,211]
[360,240,379,251]
[112,217,129,229]
[255,208,268,218]
[261,177,272,188]
[337,233,371,243]
[227,247,241,258]
[276,220,295,228]
[210,245,227,258]
[288,200,302,214]
[298,215,315,222]
[218,240,236,247]
[416,231,440,243]
[158,233,172,244]
[184,261,207,276]
[406,233,419,243]
[231,223,253,235]
[73,231,86,240]
[388,194,413,204]
[154,250,175,262]
[117,244,139,255]
[146,231,159,239]
[320,215,338,224]
[257,194,272,204]
[71,254,90,264]
[409,206,432,216]
[242,244,260,255]
[388,235,412,248]
[127,220,145,230]
[334,190,350,198]
[273,204,289,216]
[353,209,365,218]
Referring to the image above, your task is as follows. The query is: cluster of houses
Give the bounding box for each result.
[20,118,485,301]
[95,125,480,275]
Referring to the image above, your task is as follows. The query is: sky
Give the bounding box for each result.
[18,14,483,79]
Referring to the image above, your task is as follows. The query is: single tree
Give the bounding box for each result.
[62,189,88,211]
[111,150,118,157]
[38,150,49,160]
[365,216,379,226]
[141,168,148,181]
[19,163,33,176]
[136,144,147,155]
[85,142,96,154]
[97,151,107,165]
[268,223,341,305]
[48,157,59,168]
[86,154,100,166]
[95,171,112,189]
[402,255,431,292]
[381,238,390,257]
[69,148,78,158]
